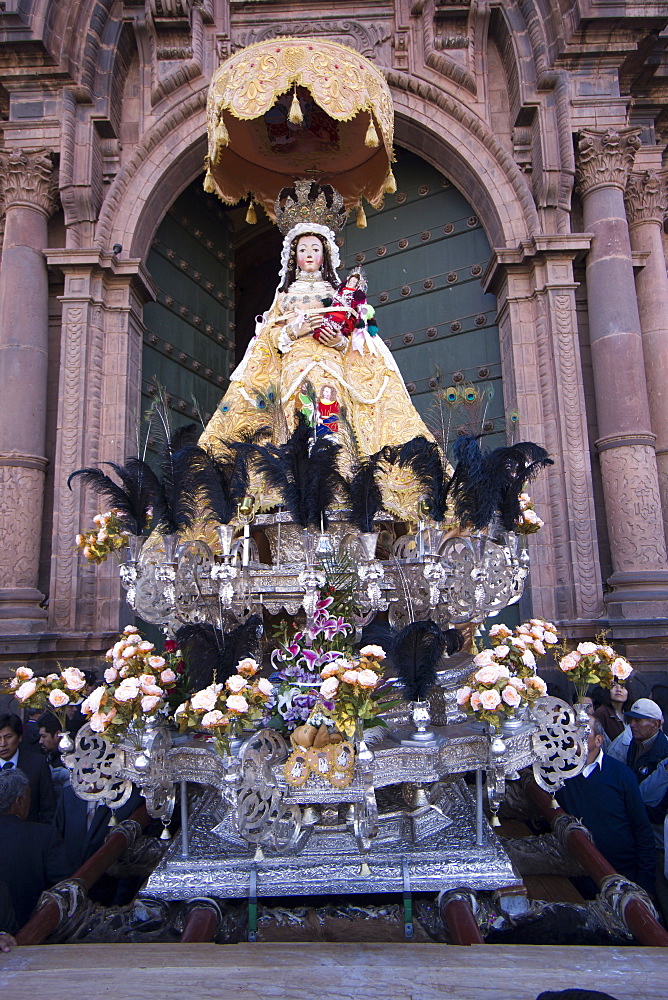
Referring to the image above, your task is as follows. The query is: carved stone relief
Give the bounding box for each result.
[50,303,88,629]
[0,464,45,590]
[598,444,668,571]
[550,290,603,617]
[625,169,668,227]
[576,128,642,197]
[232,19,393,62]
[0,149,58,217]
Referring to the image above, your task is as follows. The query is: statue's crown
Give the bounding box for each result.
[275,179,347,235]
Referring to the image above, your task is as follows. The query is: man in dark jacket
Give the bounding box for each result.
[0,769,71,928]
[556,718,656,896]
[624,698,668,782]
[0,713,56,824]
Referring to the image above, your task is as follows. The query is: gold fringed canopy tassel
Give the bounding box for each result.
[288,86,304,126]
[245,200,258,225]
[213,110,229,164]
[365,114,379,148]
[384,169,397,195]
[356,201,367,229]
[203,169,216,194]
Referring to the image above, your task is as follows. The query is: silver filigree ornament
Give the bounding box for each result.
[62,723,134,812]
[529,696,587,793]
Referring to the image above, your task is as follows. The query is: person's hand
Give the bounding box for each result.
[0,932,16,953]
[318,328,347,350]
[297,315,322,338]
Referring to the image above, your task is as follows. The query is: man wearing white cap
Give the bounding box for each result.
[622,699,668,782]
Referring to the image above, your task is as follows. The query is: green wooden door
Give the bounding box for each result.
[340,149,505,456]
[142,185,234,456]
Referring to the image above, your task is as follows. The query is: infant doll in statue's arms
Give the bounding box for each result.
[313,268,379,350]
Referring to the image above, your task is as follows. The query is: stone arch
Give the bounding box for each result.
[96,81,538,263]
[94,88,208,257]
[388,74,540,248]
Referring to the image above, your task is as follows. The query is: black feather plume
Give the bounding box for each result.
[448,435,489,529]
[484,442,553,531]
[358,619,398,662]
[67,457,162,535]
[156,443,199,535]
[184,432,261,525]
[176,615,263,692]
[348,447,395,532]
[304,436,345,528]
[393,620,446,702]
[253,414,343,528]
[169,422,200,452]
[398,436,450,522]
[448,435,552,531]
[444,628,464,656]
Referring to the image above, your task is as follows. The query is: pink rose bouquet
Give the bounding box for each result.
[174,655,274,755]
[457,618,554,727]
[558,636,632,700]
[6,663,88,731]
[76,626,178,739]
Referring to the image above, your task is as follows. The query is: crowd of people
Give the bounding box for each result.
[0,668,146,950]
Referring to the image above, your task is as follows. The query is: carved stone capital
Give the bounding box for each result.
[625,169,668,227]
[0,148,58,218]
[575,128,642,197]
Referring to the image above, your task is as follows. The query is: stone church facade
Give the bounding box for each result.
[0,1,667,674]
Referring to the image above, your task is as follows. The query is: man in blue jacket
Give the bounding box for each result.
[556,718,656,897]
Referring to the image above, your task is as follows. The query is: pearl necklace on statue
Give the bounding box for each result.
[284,269,333,308]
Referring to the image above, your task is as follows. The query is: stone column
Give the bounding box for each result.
[625,167,668,544]
[576,128,668,616]
[485,237,604,626]
[0,149,58,632]
[44,251,154,636]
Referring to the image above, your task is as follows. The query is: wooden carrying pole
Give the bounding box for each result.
[524,776,668,948]
[16,803,150,946]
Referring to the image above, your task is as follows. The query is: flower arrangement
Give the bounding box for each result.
[75,510,129,564]
[515,493,544,535]
[7,664,87,728]
[456,618,555,728]
[270,596,354,730]
[487,618,559,677]
[558,638,632,700]
[79,625,178,736]
[318,644,394,739]
[174,656,274,755]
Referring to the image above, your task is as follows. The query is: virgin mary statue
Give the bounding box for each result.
[199,180,434,519]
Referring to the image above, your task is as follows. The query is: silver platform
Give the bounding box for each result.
[144,778,522,900]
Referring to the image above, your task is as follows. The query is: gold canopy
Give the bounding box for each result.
[204,37,395,221]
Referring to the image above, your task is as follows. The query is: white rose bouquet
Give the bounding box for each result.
[75,510,129,564]
[515,493,544,535]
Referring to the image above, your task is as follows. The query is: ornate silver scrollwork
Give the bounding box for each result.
[63,724,134,810]
[231,729,306,853]
[121,722,176,822]
[529,696,587,793]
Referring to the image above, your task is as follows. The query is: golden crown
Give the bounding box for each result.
[274,179,347,235]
